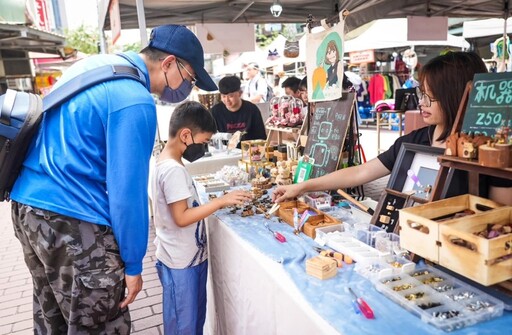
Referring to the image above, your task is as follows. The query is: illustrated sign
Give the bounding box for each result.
[462,72,512,136]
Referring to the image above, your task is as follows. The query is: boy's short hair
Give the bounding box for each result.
[218,76,241,94]
[281,76,301,92]
[168,101,217,138]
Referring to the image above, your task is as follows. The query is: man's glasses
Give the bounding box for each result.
[177,60,197,87]
[416,87,438,107]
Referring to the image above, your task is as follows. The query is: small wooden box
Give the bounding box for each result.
[277,200,340,239]
[306,256,337,280]
[478,143,512,168]
[439,206,512,286]
[399,194,502,263]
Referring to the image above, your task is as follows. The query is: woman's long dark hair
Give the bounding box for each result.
[419,51,488,141]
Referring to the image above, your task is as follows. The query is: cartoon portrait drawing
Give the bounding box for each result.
[325,41,340,87]
[308,31,343,101]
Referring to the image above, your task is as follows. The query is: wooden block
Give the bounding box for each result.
[478,143,512,168]
[306,256,338,280]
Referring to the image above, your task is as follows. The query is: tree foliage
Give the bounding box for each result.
[65,25,99,55]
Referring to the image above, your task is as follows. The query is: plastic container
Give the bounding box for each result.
[304,192,332,211]
[375,264,504,331]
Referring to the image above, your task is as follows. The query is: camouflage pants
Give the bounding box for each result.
[11,201,131,335]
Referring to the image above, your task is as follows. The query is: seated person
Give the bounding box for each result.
[281,76,302,99]
[299,76,308,105]
[211,76,267,147]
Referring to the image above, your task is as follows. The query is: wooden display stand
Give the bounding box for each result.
[376,109,405,153]
[427,78,512,296]
[266,118,308,147]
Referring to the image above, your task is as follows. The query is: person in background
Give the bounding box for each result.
[211,75,267,146]
[273,51,511,205]
[10,24,217,334]
[281,76,302,98]
[243,62,268,103]
[152,101,251,334]
[299,76,308,105]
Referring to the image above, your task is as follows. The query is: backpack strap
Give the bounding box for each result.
[43,63,146,112]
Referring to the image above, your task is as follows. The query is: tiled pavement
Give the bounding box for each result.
[0,128,398,334]
[0,201,164,335]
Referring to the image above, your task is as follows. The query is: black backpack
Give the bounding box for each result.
[0,61,146,201]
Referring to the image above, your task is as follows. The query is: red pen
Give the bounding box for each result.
[348,287,375,319]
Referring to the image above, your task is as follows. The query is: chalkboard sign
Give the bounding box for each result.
[462,72,512,136]
[304,92,355,179]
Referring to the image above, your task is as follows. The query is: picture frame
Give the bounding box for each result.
[370,188,411,233]
[387,143,445,202]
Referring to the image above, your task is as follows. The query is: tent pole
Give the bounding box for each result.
[136,0,148,46]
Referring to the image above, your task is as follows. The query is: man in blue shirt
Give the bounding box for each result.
[10,25,217,334]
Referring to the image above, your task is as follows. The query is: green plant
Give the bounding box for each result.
[65,25,100,55]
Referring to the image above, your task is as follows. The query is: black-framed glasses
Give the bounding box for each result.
[416,87,438,107]
[176,60,197,87]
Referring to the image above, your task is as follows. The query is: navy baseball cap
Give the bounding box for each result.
[148,25,217,91]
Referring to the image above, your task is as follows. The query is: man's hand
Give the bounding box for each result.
[120,274,143,308]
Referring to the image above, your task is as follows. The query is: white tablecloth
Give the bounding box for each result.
[205,215,338,335]
[184,149,242,176]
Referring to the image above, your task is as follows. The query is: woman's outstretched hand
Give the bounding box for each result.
[272,183,303,203]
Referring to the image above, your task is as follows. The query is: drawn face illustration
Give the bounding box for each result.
[325,41,339,65]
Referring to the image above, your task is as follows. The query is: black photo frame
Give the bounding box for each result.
[387,143,445,202]
[370,188,411,233]
[394,88,419,111]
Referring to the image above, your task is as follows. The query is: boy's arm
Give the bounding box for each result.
[169,190,252,227]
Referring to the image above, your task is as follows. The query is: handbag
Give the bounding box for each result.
[284,40,299,58]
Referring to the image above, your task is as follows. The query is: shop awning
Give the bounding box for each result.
[99,0,512,31]
[0,23,66,55]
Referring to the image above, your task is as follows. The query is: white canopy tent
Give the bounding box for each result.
[214,34,306,75]
[344,18,470,53]
[463,18,512,38]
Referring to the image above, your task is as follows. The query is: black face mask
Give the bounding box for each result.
[183,135,206,162]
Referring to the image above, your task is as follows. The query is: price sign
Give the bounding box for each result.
[461,72,512,136]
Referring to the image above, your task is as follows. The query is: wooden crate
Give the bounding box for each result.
[439,206,512,286]
[277,200,340,239]
[399,194,502,263]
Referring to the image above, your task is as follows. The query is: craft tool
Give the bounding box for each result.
[293,208,300,234]
[264,222,286,243]
[407,169,423,188]
[337,189,375,215]
[265,203,280,219]
[298,210,312,231]
[348,287,375,319]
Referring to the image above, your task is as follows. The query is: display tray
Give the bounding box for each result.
[398,194,502,264]
[192,174,231,193]
[277,200,339,239]
[375,264,505,332]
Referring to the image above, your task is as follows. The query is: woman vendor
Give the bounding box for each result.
[272,52,512,205]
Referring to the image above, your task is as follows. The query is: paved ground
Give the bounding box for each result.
[0,127,398,334]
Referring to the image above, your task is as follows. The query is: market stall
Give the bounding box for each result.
[200,188,512,334]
